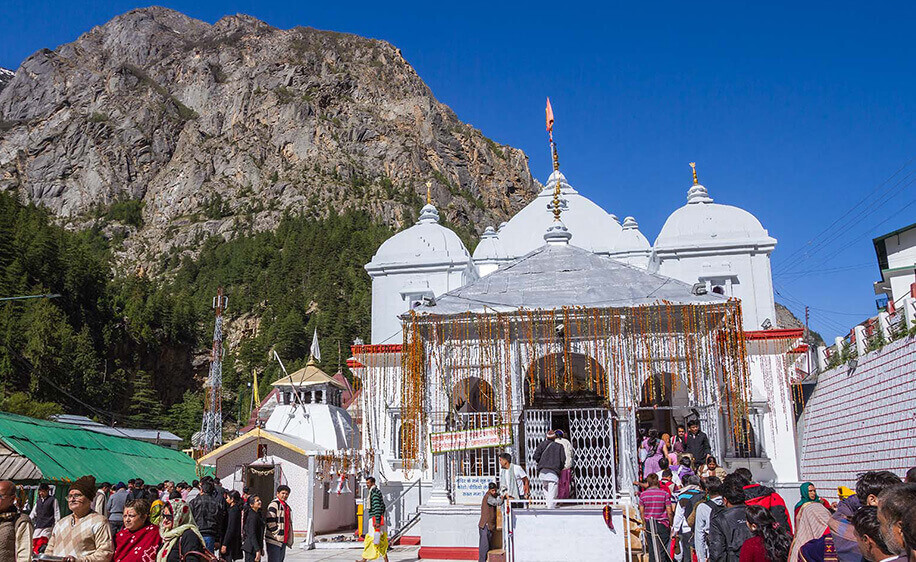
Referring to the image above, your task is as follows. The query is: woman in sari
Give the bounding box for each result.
[789,502,832,562]
[157,499,207,562]
[115,499,162,562]
[794,483,832,517]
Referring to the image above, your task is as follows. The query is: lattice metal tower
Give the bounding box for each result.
[200,287,228,452]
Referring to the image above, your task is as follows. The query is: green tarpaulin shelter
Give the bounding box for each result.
[0,411,199,484]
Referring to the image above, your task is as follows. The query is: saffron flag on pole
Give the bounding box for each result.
[545,97,555,134]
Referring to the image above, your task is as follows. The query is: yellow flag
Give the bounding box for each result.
[253,370,260,404]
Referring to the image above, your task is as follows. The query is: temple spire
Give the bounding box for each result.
[426,180,432,205]
[686,162,714,204]
[547,98,562,222]
[543,98,571,245]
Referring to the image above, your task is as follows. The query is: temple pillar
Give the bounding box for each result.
[427,453,450,506]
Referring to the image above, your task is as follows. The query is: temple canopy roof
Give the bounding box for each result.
[272,359,348,390]
[411,243,725,316]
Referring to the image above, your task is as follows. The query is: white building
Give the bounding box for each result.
[198,360,358,542]
[351,160,804,559]
[873,221,916,307]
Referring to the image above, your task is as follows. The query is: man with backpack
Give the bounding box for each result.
[708,474,751,562]
[671,475,705,561]
[693,477,724,562]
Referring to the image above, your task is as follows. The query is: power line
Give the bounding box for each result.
[774,158,916,274]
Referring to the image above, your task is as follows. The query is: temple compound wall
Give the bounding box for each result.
[799,335,916,498]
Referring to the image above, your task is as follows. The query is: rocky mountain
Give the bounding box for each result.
[775,302,825,345]
[0,69,13,93]
[0,7,539,269]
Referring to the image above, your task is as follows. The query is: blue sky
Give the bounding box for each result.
[3,1,915,339]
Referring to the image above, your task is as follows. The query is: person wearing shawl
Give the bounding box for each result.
[157,499,207,562]
[114,499,161,562]
[796,483,832,517]
[790,502,832,562]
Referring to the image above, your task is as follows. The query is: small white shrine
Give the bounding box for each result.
[199,348,359,542]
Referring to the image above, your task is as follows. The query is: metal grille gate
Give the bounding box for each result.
[523,408,617,500]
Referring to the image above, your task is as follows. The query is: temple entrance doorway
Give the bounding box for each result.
[522,408,617,500]
[521,352,616,500]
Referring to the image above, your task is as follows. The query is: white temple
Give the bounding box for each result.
[351,158,807,559]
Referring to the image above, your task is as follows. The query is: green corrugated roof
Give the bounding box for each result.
[0,412,199,483]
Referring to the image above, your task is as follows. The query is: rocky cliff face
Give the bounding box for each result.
[0,69,13,93]
[0,8,539,268]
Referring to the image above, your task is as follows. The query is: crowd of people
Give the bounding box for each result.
[634,422,916,562]
[0,475,295,562]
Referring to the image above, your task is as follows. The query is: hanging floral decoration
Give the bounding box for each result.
[397,299,752,471]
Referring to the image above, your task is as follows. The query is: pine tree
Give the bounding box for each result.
[127,370,164,428]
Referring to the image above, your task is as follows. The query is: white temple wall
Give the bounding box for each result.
[212,444,357,535]
[799,336,916,500]
[651,248,776,332]
[744,353,800,483]
[369,266,475,345]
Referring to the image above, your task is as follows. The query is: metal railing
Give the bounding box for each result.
[385,478,424,541]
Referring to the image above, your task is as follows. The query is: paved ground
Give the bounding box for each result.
[287,545,432,561]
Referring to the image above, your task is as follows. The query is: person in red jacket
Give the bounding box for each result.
[733,468,792,534]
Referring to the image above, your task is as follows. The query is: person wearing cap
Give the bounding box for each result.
[477,483,504,562]
[532,430,566,509]
[46,475,114,562]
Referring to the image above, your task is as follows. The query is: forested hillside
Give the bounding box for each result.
[0,191,392,442]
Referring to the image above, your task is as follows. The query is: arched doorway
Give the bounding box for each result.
[445,377,500,479]
[733,418,758,458]
[637,373,673,434]
[450,376,496,413]
[522,352,617,500]
[524,352,608,409]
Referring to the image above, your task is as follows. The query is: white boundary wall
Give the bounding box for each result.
[799,336,916,498]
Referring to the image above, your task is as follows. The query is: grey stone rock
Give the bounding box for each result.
[0,7,540,268]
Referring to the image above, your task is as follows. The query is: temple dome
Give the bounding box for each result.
[654,183,775,250]
[472,226,506,262]
[611,216,651,252]
[368,203,472,269]
[496,170,622,258]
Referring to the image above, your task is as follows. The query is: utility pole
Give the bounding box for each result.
[200,287,227,453]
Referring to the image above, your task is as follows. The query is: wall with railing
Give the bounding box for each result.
[799,334,916,498]
[815,296,916,372]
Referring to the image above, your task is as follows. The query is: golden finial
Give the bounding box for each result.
[689,162,699,185]
[426,181,432,205]
[552,174,562,221]
[552,142,560,172]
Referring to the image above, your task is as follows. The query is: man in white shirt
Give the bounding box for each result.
[554,430,574,499]
[693,476,723,562]
[498,453,529,500]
